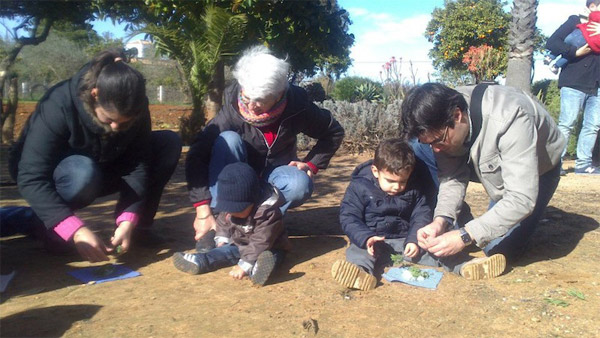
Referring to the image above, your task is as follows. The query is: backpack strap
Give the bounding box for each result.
[465,83,494,148]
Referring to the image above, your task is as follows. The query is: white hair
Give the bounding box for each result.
[233,45,290,100]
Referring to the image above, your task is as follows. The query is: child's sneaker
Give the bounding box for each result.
[331,260,377,291]
[459,254,506,280]
[250,250,277,286]
[543,55,553,65]
[173,252,204,274]
[574,166,600,175]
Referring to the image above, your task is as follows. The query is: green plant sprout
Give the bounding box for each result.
[408,266,430,279]
[567,289,585,300]
[390,253,404,265]
[544,298,569,307]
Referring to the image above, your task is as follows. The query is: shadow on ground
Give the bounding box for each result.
[516,206,599,266]
[0,304,102,337]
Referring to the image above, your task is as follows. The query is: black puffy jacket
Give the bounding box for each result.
[546,15,600,95]
[339,160,432,249]
[9,66,152,229]
[186,81,344,204]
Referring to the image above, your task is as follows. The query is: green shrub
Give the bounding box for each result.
[355,83,383,102]
[332,76,383,103]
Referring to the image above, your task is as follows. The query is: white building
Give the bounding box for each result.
[125,40,154,59]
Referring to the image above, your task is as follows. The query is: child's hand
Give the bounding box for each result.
[404,243,419,258]
[366,236,385,256]
[229,265,247,280]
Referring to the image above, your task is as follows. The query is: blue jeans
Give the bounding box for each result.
[1,130,181,236]
[208,131,313,214]
[558,87,600,169]
[409,140,561,263]
[345,238,469,277]
[196,243,285,274]
[548,29,586,68]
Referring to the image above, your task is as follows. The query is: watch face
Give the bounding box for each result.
[460,228,471,244]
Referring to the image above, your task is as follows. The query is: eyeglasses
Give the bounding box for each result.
[420,126,449,147]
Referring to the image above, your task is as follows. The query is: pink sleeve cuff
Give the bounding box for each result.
[116,212,139,227]
[54,216,85,241]
[306,161,319,174]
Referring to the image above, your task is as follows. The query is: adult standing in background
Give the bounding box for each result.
[546,0,600,175]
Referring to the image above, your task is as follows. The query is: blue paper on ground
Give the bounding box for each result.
[68,264,141,284]
[382,267,443,289]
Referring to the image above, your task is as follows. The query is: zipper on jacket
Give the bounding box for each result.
[257,108,306,170]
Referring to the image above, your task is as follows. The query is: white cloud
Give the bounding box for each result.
[345,0,585,83]
[347,9,434,82]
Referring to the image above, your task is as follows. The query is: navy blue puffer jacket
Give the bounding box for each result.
[339,160,432,249]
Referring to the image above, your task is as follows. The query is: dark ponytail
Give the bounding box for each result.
[79,49,146,118]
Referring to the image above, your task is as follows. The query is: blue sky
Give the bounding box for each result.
[338,0,583,82]
[4,0,585,83]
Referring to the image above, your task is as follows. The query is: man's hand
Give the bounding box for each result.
[366,236,385,256]
[423,229,466,257]
[229,265,247,280]
[72,226,109,262]
[575,43,592,57]
[288,161,314,178]
[404,242,420,258]
[109,221,135,253]
[194,204,216,241]
[417,217,447,250]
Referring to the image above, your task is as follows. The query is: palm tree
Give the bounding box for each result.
[505,0,538,94]
[142,5,247,142]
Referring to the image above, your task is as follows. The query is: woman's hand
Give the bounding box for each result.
[194,204,216,240]
[288,161,314,178]
[109,220,135,253]
[575,43,592,57]
[72,226,109,262]
[588,21,600,37]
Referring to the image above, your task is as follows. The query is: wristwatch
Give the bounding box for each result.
[459,228,473,245]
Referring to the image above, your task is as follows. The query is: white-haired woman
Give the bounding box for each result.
[186,45,344,249]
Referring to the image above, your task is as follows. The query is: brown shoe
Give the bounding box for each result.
[460,254,506,280]
[331,260,376,291]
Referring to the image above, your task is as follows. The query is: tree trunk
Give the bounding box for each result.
[505,0,538,94]
[204,60,224,122]
[0,18,52,142]
[2,76,19,144]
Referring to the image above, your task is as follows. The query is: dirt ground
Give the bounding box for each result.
[1,104,599,337]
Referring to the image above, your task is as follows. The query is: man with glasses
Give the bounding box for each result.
[401,83,565,280]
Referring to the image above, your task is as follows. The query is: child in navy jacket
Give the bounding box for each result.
[332,139,434,290]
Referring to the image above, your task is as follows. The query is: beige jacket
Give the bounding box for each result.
[434,85,565,247]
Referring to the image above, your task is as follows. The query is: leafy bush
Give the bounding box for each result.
[301,99,402,153]
[355,83,383,102]
[331,76,383,103]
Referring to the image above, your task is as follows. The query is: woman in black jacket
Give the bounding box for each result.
[186,45,344,248]
[4,49,182,262]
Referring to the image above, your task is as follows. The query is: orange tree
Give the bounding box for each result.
[425,0,509,72]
